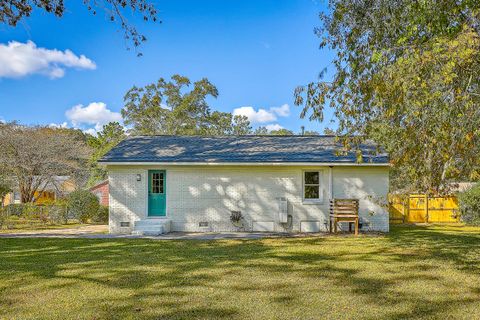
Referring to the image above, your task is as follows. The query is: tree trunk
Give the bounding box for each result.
[19,177,38,203]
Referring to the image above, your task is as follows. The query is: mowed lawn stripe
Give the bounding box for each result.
[0,225,479,319]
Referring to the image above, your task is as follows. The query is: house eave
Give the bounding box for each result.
[99,161,391,167]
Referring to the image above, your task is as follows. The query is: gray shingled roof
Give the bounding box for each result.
[99,135,388,164]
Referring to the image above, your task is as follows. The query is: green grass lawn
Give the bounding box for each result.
[0,225,479,319]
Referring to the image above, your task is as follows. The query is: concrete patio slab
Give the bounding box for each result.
[1,225,380,239]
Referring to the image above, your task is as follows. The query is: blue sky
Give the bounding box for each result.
[0,0,335,134]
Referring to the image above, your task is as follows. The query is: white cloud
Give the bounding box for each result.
[271,104,290,117]
[0,40,96,79]
[65,102,122,132]
[48,122,68,129]
[265,124,283,131]
[233,106,277,123]
[232,104,290,124]
[161,103,171,110]
[83,128,98,136]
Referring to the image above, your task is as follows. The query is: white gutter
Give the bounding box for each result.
[100,161,390,167]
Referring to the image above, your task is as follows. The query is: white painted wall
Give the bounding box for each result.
[108,165,389,234]
[332,167,390,232]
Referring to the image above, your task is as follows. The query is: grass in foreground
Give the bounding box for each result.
[0,225,479,319]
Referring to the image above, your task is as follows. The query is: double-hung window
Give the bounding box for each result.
[303,171,324,202]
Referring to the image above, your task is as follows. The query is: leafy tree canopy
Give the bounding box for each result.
[254,127,317,136]
[0,123,91,202]
[295,0,480,194]
[122,75,252,135]
[269,128,294,136]
[253,126,269,135]
[303,130,320,136]
[86,122,126,186]
[0,0,160,51]
[322,128,335,135]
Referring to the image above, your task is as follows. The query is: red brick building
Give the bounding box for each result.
[90,180,109,206]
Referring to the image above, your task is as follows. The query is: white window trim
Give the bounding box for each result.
[302,169,325,204]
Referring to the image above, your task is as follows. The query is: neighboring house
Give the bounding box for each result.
[99,136,390,235]
[2,176,75,206]
[2,191,21,206]
[90,180,109,206]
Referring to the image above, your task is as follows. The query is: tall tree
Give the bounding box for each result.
[87,122,126,186]
[122,75,253,135]
[270,128,294,136]
[295,1,480,194]
[0,123,91,202]
[303,130,320,136]
[232,115,252,135]
[323,128,335,135]
[253,126,269,135]
[0,0,160,50]
[253,127,295,135]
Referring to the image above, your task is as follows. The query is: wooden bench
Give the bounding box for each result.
[329,199,359,235]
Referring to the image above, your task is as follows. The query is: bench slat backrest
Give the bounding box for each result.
[330,199,359,216]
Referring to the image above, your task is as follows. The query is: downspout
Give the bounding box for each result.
[328,166,333,200]
[328,166,333,231]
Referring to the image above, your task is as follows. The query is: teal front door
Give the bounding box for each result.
[148,170,166,216]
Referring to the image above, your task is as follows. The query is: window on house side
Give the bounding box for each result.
[304,171,322,201]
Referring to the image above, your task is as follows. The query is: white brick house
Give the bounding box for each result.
[100,136,390,235]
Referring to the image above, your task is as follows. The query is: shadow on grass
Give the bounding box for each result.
[388,224,480,272]
[0,225,479,319]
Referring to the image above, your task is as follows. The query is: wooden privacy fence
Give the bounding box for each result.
[389,194,460,224]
